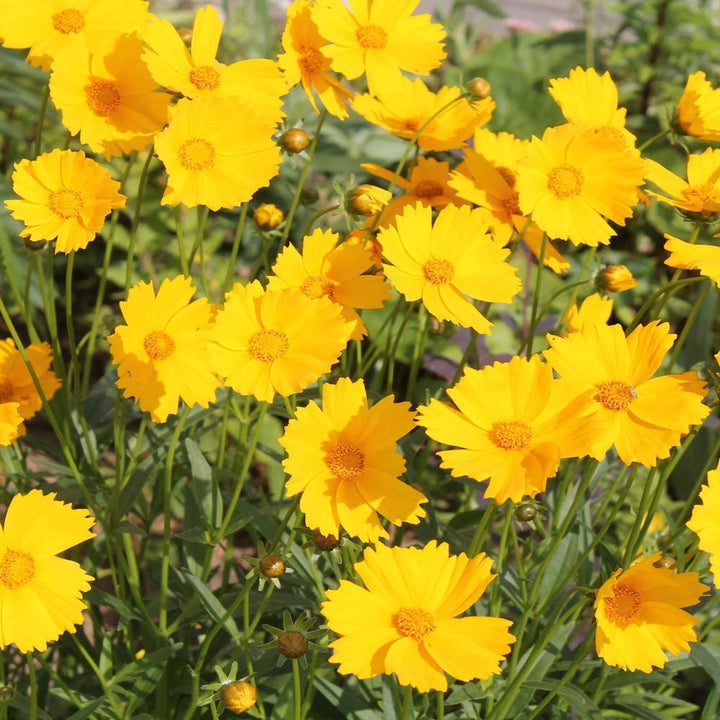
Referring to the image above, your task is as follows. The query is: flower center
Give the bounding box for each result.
[301,276,335,300]
[0,376,13,404]
[143,330,175,360]
[393,607,435,640]
[488,420,533,450]
[496,166,516,188]
[52,8,85,34]
[247,330,289,363]
[48,188,84,219]
[356,24,388,49]
[422,258,454,285]
[595,381,636,411]
[403,119,420,133]
[85,78,121,117]
[0,549,36,590]
[547,164,584,199]
[413,180,444,200]
[502,191,522,216]
[189,65,221,90]
[682,183,720,212]
[325,441,365,480]
[604,582,641,624]
[299,47,325,74]
[178,138,216,171]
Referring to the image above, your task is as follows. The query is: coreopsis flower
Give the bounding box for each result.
[267,228,390,339]
[5,149,126,253]
[645,149,720,219]
[311,0,446,98]
[677,71,720,142]
[516,123,646,247]
[207,282,352,403]
[544,322,709,467]
[0,339,61,422]
[379,203,521,334]
[221,682,258,714]
[142,5,286,120]
[108,276,220,423]
[565,293,613,334]
[279,378,425,542]
[348,184,391,217]
[278,0,354,119]
[687,462,720,583]
[594,553,708,672]
[322,541,515,692]
[49,33,172,159]
[664,234,720,285]
[154,96,282,210]
[353,76,494,152]
[597,264,638,293]
[0,490,95,653]
[0,0,149,71]
[254,203,284,229]
[417,356,593,503]
[0,403,22,446]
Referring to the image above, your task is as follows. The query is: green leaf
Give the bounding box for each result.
[523,681,604,719]
[181,570,241,641]
[66,697,107,720]
[185,438,222,530]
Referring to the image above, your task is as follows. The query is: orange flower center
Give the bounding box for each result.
[422,258,454,285]
[48,188,84,219]
[413,180,444,200]
[393,607,435,640]
[547,164,584,199]
[497,166,517,188]
[595,381,636,411]
[189,65,221,91]
[52,8,85,34]
[178,138,216,171]
[403,119,420,133]
[0,549,36,589]
[0,376,13,404]
[247,330,289,363]
[301,276,335,300]
[502,191,522,216]
[682,183,720,211]
[143,330,175,360]
[325,441,365,480]
[299,47,325,74]
[604,582,641,623]
[85,78,121,117]
[489,420,533,450]
[356,24,388,49]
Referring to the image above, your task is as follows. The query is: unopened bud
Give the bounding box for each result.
[178,27,193,44]
[253,203,284,229]
[24,238,47,251]
[300,185,319,205]
[597,264,638,293]
[348,184,391,217]
[515,502,537,522]
[281,128,311,153]
[653,555,677,571]
[222,681,258,714]
[260,554,286,578]
[278,630,309,658]
[468,77,491,99]
[312,529,340,551]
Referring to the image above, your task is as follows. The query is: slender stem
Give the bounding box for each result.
[33,82,51,158]
[223,203,249,294]
[384,301,417,393]
[125,148,155,290]
[667,280,710,368]
[300,203,340,238]
[468,501,498,556]
[399,685,413,720]
[525,234,547,356]
[292,660,303,720]
[26,654,38,720]
[174,207,190,277]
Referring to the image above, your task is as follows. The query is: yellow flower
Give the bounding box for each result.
[677,71,720,142]
[353,76,494,152]
[348,184,391,217]
[108,276,220,423]
[278,0,354,119]
[688,462,720,584]
[594,553,708,672]
[0,490,95,653]
[207,282,352,403]
[417,355,593,503]
[154,96,282,210]
[221,681,258,714]
[322,541,515,692]
[311,0,446,97]
[279,377,425,542]
[0,403,22,447]
[544,322,709,467]
[664,234,720,285]
[645,149,720,219]
[565,293,613,334]
[49,33,172,159]
[254,203,284,229]
[142,5,286,119]
[379,203,521,334]
[598,264,639,293]
[267,228,390,340]
[0,0,149,71]
[6,149,126,253]
[0,339,61,422]
[516,123,646,247]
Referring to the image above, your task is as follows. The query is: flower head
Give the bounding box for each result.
[597,264,638,293]
[565,293,613,334]
[6,149,126,253]
[322,541,515,692]
[664,234,720,286]
[594,553,708,672]
[0,490,95,653]
[221,681,258,714]
[677,71,720,142]
[687,462,720,584]
[0,403,22,447]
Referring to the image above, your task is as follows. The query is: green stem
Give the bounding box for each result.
[174,207,190,277]
[525,234,547,356]
[399,685,413,720]
[667,280,710,367]
[292,660,303,720]
[468,501,498,556]
[300,203,340,238]
[384,301,417,394]
[638,127,671,153]
[124,148,154,291]
[26,654,37,720]
[626,276,705,333]
[223,203,249,294]
[33,82,50,158]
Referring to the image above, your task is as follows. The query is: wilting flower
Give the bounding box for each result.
[208,282,352,403]
[594,553,707,672]
[6,149,126,253]
[544,322,709,466]
[677,71,720,142]
[379,203,521,334]
[664,234,720,286]
[322,541,515,692]
[687,462,720,584]
[108,276,220,423]
[0,490,95,653]
[311,0,446,97]
[597,264,638,293]
[267,228,390,339]
[154,96,282,210]
[417,356,593,503]
[280,378,425,542]
[565,293,613,334]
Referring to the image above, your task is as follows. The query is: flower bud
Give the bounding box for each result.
[428,317,446,335]
[24,238,47,251]
[253,203,284,229]
[312,529,340,551]
[260,554,286,578]
[178,27,193,44]
[468,77,491,100]
[348,184,391,217]
[221,681,258,714]
[278,630,309,659]
[653,555,677,571]
[515,501,537,522]
[597,265,638,293]
[281,128,311,153]
[300,185,319,205]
